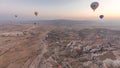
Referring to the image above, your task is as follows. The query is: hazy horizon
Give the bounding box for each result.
[1,19,120,27]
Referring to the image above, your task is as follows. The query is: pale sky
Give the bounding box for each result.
[0,0,120,20]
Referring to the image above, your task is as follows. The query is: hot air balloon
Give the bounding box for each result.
[95,35,100,39]
[14,15,18,18]
[34,11,39,16]
[90,2,99,11]
[99,15,104,19]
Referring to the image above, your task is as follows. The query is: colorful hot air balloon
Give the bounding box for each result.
[95,35,100,39]
[99,15,104,19]
[34,11,39,16]
[90,2,99,11]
